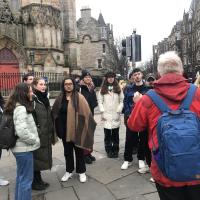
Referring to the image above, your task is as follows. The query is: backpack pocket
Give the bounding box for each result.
[166,150,200,181]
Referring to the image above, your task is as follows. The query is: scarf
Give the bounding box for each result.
[80,80,95,92]
[34,90,50,108]
[52,93,96,150]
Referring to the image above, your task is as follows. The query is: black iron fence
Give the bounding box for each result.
[0,72,103,97]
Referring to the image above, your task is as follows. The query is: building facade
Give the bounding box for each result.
[152,0,200,79]
[0,0,115,76]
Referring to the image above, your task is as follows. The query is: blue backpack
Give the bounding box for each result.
[147,84,200,182]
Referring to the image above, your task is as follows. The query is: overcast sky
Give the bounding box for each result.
[76,0,191,62]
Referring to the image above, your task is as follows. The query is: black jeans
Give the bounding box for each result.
[104,128,119,154]
[124,127,139,162]
[137,130,151,166]
[156,183,200,200]
[62,140,86,174]
[124,127,151,164]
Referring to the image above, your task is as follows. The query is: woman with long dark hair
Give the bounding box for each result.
[98,71,124,158]
[5,83,40,200]
[52,77,96,183]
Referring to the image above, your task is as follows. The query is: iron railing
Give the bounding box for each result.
[0,72,103,96]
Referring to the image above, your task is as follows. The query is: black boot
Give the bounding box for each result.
[88,154,96,161]
[107,151,113,158]
[37,171,50,188]
[112,151,119,158]
[84,155,92,164]
[32,171,46,191]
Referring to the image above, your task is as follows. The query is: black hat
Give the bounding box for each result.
[105,71,116,78]
[81,69,91,79]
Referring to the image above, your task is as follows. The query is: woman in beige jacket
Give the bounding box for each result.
[98,71,124,158]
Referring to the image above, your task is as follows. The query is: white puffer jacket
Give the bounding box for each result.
[12,105,40,153]
[98,90,124,129]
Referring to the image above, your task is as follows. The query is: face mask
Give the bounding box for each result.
[108,86,113,91]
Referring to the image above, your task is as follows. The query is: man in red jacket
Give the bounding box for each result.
[127,51,200,200]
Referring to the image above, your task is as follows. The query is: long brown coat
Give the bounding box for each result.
[52,93,96,151]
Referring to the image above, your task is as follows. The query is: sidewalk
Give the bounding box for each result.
[0,114,159,200]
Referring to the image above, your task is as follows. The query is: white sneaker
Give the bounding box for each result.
[138,160,146,169]
[150,177,155,183]
[0,178,9,186]
[61,172,73,182]
[79,173,87,183]
[121,161,132,170]
[137,165,150,174]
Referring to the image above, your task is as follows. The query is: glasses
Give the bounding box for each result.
[64,83,73,86]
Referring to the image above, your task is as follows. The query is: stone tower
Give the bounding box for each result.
[62,0,77,41]
[62,0,79,69]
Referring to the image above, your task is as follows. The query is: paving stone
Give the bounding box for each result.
[144,192,160,200]
[45,187,78,200]
[0,186,9,200]
[86,157,138,185]
[107,173,157,199]
[123,194,146,200]
[73,178,115,200]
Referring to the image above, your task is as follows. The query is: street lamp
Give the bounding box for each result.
[29,51,35,73]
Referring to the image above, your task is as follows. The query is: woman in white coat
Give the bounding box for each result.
[98,71,124,158]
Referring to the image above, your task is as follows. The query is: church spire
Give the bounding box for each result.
[98,12,106,26]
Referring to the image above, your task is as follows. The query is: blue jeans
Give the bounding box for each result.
[14,152,33,200]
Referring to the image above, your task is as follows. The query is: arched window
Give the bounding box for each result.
[0,48,18,64]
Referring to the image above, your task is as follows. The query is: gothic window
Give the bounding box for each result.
[97,59,102,69]
[83,35,91,44]
[183,57,187,65]
[101,27,107,39]
[197,30,200,43]
[0,48,18,64]
[188,24,192,33]
[197,10,200,22]
[102,44,106,53]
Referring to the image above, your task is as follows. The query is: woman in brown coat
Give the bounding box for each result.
[52,77,96,183]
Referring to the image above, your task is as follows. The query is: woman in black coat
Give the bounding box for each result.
[80,70,98,164]
[32,77,54,191]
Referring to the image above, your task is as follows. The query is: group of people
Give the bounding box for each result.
[0,73,97,200]
[1,51,200,200]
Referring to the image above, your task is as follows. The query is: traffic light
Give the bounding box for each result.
[121,34,141,62]
[134,34,141,62]
[121,37,132,57]
[121,39,126,56]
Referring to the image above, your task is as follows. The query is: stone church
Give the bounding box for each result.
[0,0,115,76]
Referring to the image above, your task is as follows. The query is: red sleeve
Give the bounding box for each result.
[127,95,149,132]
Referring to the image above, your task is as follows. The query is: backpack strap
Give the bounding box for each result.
[146,89,170,113]
[179,84,197,110]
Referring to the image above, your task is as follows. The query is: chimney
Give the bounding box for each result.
[81,7,91,19]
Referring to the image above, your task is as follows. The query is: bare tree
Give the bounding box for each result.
[102,37,126,76]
